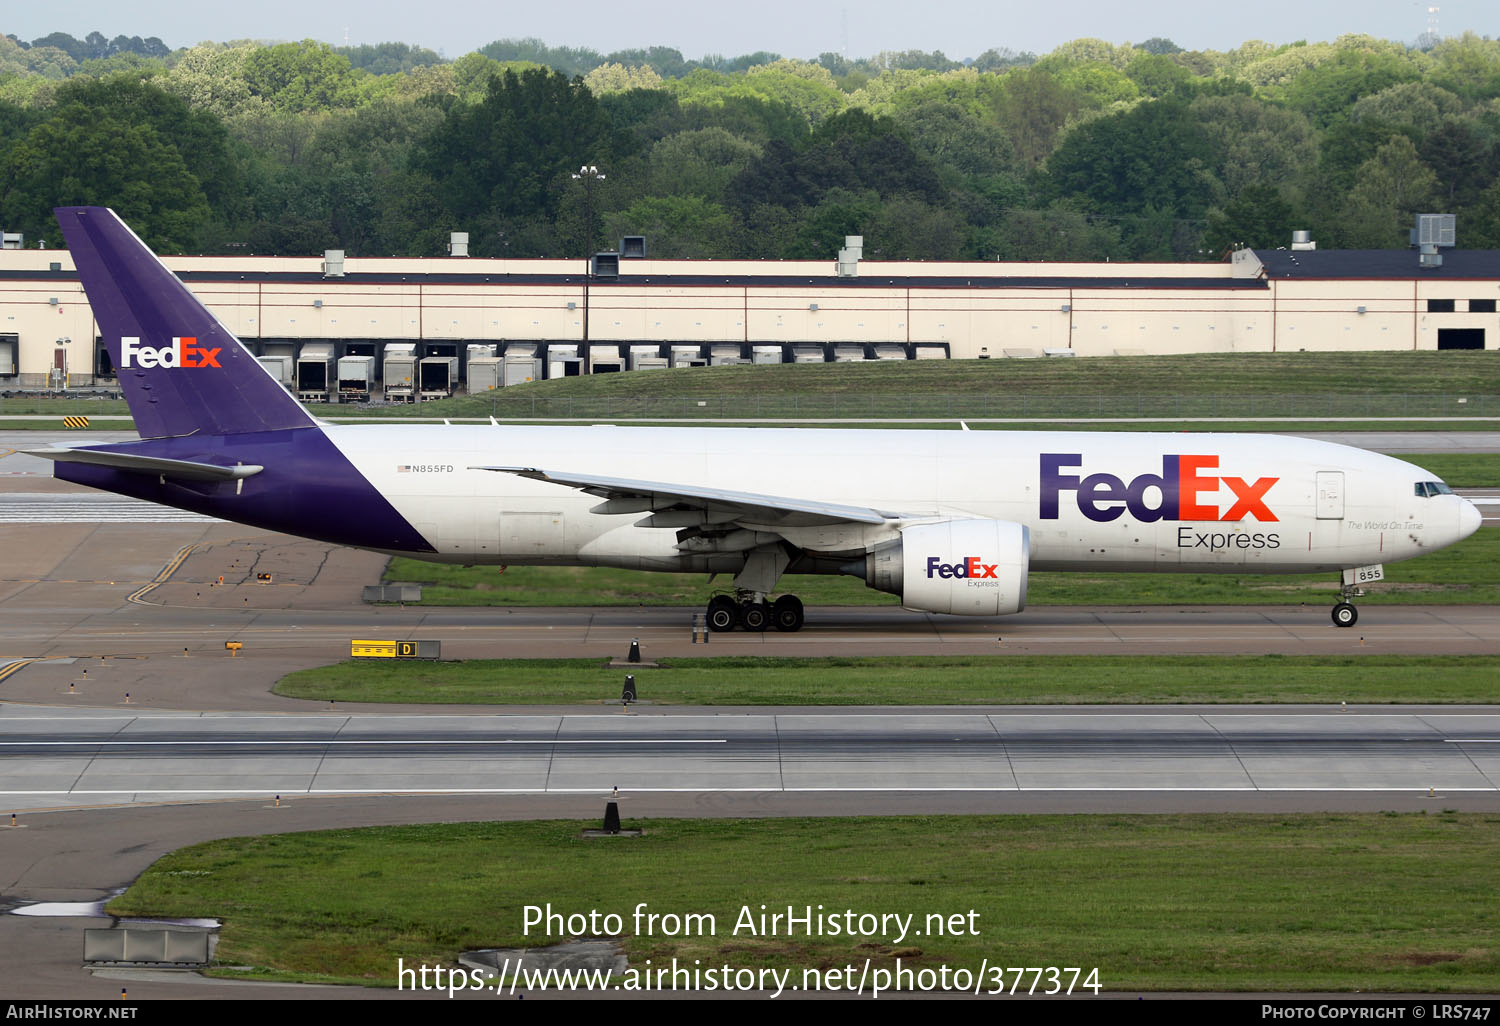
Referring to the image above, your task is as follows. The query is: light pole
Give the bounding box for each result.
[572,164,605,345]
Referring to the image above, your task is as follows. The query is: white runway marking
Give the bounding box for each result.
[3,786,1498,796]
[0,493,220,523]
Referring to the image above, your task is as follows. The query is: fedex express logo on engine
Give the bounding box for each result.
[926,556,998,579]
[120,336,222,369]
[1041,453,1279,523]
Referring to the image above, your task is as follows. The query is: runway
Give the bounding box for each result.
[3,704,1499,811]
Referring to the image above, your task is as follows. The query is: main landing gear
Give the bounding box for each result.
[706,592,805,633]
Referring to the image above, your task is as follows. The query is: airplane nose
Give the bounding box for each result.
[1458,498,1482,540]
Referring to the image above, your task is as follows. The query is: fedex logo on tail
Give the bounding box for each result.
[120,336,222,369]
[1041,453,1279,523]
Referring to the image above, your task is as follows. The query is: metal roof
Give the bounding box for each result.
[0,268,1265,290]
[1253,248,1500,280]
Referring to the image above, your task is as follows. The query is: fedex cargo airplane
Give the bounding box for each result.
[32,207,1482,632]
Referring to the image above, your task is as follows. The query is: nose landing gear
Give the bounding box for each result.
[1331,576,1363,628]
[1331,601,1358,628]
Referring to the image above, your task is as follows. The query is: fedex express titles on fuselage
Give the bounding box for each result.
[1041,450,1282,554]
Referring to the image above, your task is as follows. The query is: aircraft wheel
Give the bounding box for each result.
[707,595,739,632]
[1331,602,1358,628]
[772,595,804,632]
[740,601,769,632]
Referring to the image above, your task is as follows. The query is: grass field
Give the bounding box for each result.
[349,350,1500,418]
[106,814,1500,992]
[275,654,1500,706]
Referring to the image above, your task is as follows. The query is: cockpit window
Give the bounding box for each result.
[1414,481,1454,498]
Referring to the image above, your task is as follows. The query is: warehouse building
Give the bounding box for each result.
[1,230,1496,396]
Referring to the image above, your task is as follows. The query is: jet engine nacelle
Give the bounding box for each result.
[859,519,1029,616]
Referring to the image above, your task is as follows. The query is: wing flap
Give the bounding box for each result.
[472,466,898,527]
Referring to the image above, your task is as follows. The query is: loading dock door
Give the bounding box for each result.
[1316,472,1344,520]
[1438,328,1485,350]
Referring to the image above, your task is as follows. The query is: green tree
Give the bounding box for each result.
[645,127,761,200]
[478,38,604,79]
[1139,38,1183,56]
[1427,32,1500,103]
[411,68,621,242]
[740,60,846,127]
[867,195,965,258]
[1046,97,1220,218]
[729,109,944,216]
[1333,135,1438,247]
[991,68,1084,169]
[1279,45,1423,128]
[971,48,1034,72]
[44,76,246,222]
[583,63,664,95]
[1037,38,1135,70]
[603,194,733,257]
[701,52,781,75]
[605,47,691,79]
[334,42,443,75]
[1349,81,1463,130]
[28,32,88,62]
[242,41,362,112]
[1421,119,1496,208]
[1241,40,1335,88]
[1189,93,1316,200]
[1126,51,1195,97]
[1464,177,1500,247]
[1204,182,1298,254]
[163,44,257,118]
[787,187,885,258]
[891,99,1016,176]
[988,205,1124,261]
[871,50,962,72]
[0,113,209,249]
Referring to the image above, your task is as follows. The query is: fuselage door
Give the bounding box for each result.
[1316,471,1345,520]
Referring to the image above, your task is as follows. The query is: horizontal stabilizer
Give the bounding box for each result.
[26,448,264,482]
[473,465,899,526]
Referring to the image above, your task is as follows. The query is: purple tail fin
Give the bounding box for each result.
[55,207,314,439]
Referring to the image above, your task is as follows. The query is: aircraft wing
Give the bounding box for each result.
[26,448,264,482]
[472,465,902,527]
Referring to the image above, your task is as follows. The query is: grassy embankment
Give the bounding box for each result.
[328,349,1500,423]
[276,654,1500,706]
[108,814,1500,992]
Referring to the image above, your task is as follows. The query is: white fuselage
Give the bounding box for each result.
[321,424,1479,576]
